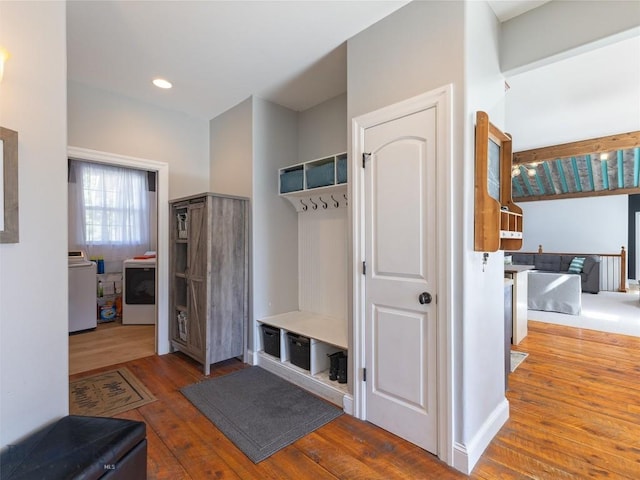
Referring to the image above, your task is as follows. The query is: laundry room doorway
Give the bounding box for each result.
[67,146,170,375]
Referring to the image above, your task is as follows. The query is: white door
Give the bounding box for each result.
[363,106,438,453]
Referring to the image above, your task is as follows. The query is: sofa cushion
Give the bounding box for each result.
[511,253,534,265]
[534,254,561,272]
[568,257,586,273]
[582,255,599,275]
[560,255,575,271]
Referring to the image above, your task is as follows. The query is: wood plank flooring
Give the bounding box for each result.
[68,320,155,375]
[69,320,640,478]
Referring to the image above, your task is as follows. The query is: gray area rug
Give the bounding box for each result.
[181,366,342,463]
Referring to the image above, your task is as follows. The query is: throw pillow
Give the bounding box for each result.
[568,256,585,274]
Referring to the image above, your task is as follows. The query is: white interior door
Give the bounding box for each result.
[363,106,438,453]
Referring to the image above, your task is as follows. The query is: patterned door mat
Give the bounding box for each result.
[69,367,156,417]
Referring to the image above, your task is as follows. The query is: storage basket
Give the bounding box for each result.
[287,332,310,370]
[177,311,188,342]
[280,168,304,193]
[261,324,281,358]
[306,160,334,189]
[336,154,347,184]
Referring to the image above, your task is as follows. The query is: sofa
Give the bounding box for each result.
[507,252,600,294]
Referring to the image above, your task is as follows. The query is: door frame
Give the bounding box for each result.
[68,146,171,355]
[351,84,454,465]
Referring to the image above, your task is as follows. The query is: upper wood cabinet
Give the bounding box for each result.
[474,111,523,252]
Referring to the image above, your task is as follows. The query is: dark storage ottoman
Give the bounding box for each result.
[287,332,311,370]
[261,324,281,358]
[0,415,147,479]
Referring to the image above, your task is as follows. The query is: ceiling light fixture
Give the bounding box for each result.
[512,168,521,177]
[600,152,609,161]
[153,78,172,89]
[527,168,536,177]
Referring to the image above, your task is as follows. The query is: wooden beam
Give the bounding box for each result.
[513,130,640,165]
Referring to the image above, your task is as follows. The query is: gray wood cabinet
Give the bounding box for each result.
[169,193,249,375]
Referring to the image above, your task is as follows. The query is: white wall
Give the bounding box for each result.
[501,0,640,75]
[209,97,253,198]
[0,1,69,446]
[68,80,209,200]
[298,93,347,162]
[506,35,640,151]
[462,0,509,470]
[521,195,628,254]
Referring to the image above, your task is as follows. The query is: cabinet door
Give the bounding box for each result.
[186,201,208,361]
[209,197,246,363]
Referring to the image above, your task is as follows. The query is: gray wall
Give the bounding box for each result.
[209,97,253,198]
[501,0,640,74]
[69,81,210,200]
[252,97,300,327]
[298,93,347,162]
[348,1,513,469]
[0,1,69,447]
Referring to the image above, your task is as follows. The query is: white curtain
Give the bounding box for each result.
[69,160,150,262]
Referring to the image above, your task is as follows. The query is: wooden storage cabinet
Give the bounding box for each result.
[169,193,249,375]
[474,111,523,251]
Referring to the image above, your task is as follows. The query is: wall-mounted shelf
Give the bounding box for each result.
[474,111,523,252]
[279,153,347,193]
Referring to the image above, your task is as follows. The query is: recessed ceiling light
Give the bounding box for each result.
[153,78,172,89]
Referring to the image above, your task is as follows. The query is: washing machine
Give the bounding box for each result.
[122,257,156,325]
[68,251,97,333]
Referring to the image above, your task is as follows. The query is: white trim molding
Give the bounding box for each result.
[67,146,171,355]
[453,398,509,474]
[351,84,454,466]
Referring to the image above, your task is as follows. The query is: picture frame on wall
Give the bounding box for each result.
[0,126,19,243]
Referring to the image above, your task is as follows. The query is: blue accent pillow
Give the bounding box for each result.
[568,257,585,274]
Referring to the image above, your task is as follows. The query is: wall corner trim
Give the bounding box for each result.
[453,398,509,474]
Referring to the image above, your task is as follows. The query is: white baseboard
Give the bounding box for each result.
[246,349,258,365]
[453,398,509,474]
[256,351,348,409]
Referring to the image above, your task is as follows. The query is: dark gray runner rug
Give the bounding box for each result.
[180,366,343,463]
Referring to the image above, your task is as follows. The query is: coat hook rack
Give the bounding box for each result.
[309,198,318,210]
[330,195,339,208]
[299,199,308,211]
[343,193,348,206]
[319,197,328,209]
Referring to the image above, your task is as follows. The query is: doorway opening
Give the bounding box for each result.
[67,146,170,375]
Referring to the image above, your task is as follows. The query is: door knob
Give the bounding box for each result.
[418,292,432,305]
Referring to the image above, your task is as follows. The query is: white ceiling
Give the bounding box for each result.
[67,1,547,121]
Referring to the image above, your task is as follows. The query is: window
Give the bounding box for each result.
[69,160,150,260]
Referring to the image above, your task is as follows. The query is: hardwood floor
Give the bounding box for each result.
[69,321,640,479]
[68,320,155,375]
